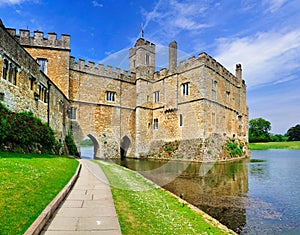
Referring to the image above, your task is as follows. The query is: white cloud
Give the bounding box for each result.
[0,0,26,5]
[92,0,103,8]
[0,0,39,6]
[142,0,211,38]
[264,0,287,12]
[214,29,300,88]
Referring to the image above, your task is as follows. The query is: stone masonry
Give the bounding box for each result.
[0,19,248,160]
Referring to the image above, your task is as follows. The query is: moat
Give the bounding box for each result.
[81,148,300,234]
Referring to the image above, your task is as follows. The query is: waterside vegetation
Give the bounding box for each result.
[96,160,236,235]
[0,152,78,235]
[249,141,300,150]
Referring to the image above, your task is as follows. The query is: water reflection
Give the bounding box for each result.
[117,158,249,233]
[83,148,300,235]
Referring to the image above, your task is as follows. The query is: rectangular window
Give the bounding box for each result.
[212,80,217,100]
[2,59,8,80]
[154,91,159,103]
[13,67,17,85]
[37,58,47,74]
[145,54,150,65]
[106,91,115,101]
[154,118,158,130]
[39,85,42,100]
[8,63,13,83]
[179,114,183,127]
[29,76,36,90]
[182,82,189,96]
[69,107,77,120]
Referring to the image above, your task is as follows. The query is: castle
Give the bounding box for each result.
[0,19,248,161]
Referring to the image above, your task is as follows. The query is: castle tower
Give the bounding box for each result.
[169,41,177,73]
[129,38,155,79]
[7,28,71,98]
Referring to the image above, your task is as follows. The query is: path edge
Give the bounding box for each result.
[24,159,82,235]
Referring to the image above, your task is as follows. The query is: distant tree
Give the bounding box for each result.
[287,124,300,141]
[270,134,288,142]
[249,118,271,143]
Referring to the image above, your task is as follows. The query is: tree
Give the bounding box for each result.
[287,124,300,141]
[249,118,271,143]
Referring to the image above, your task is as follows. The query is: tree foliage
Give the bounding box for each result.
[249,118,271,143]
[287,124,300,141]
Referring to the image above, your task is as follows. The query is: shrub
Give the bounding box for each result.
[0,102,56,153]
[225,138,244,158]
[65,133,78,156]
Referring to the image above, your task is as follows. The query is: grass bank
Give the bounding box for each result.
[249,141,300,150]
[96,160,235,235]
[0,152,78,235]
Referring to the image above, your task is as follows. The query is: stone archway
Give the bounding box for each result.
[120,135,131,160]
[80,134,100,159]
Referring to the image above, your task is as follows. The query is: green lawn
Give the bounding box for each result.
[96,160,235,235]
[249,141,300,150]
[0,152,78,235]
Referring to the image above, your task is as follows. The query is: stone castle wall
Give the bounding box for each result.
[69,58,137,158]
[0,20,248,160]
[0,23,70,142]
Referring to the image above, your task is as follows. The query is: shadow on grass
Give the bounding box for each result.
[0,152,73,159]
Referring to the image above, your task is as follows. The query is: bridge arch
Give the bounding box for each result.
[120,135,131,160]
[79,134,100,159]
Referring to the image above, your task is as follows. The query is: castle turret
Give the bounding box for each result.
[129,38,155,79]
[169,41,177,73]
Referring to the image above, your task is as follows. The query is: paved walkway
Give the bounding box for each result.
[41,159,122,235]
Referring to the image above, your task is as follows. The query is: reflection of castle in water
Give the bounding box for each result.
[121,159,249,233]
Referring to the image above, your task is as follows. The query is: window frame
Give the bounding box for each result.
[106,91,116,102]
[154,91,160,103]
[153,118,158,130]
[181,82,189,96]
[37,58,48,74]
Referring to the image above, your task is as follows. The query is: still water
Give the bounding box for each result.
[81,147,300,234]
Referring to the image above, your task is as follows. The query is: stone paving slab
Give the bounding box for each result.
[41,159,122,235]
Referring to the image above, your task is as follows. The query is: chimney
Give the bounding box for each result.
[236,64,242,81]
[169,41,177,73]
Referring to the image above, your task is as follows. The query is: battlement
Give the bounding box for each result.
[69,56,136,82]
[6,28,70,50]
[134,38,155,48]
[178,52,242,85]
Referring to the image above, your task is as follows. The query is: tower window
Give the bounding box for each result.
[212,80,217,100]
[154,91,159,103]
[145,54,150,65]
[106,91,115,102]
[37,58,47,74]
[182,82,189,96]
[154,118,158,130]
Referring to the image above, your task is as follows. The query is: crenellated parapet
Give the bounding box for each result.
[178,52,243,86]
[6,28,70,51]
[69,56,136,82]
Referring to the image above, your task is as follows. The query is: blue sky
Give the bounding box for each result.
[0,0,299,134]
